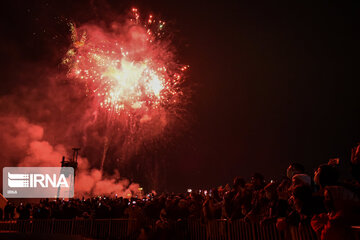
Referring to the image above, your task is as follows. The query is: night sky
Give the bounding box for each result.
[1,0,359,192]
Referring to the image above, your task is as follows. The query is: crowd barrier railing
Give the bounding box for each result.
[183,220,285,240]
[353,226,360,240]
[1,218,358,240]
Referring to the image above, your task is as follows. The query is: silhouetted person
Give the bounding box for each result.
[287,163,306,179]
[4,202,14,220]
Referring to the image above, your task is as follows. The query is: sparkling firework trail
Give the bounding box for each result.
[64,8,188,115]
[63,8,188,171]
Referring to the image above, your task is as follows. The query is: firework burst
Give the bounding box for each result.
[64,8,188,116]
[63,8,189,172]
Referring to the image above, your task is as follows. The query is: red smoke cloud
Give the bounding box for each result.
[0,9,189,194]
[0,116,140,197]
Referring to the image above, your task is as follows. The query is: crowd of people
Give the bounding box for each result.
[1,145,360,240]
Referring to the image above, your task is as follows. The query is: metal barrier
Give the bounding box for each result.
[3,219,356,240]
[287,224,317,240]
[176,219,312,240]
[353,226,360,240]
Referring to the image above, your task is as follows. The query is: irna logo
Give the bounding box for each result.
[3,167,74,198]
[8,172,69,188]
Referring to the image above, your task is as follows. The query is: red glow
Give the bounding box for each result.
[64,9,188,115]
[63,9,189,170]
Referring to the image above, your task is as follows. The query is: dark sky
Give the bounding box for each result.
[1,0,359,192]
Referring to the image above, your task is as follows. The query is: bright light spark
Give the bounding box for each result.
[63,9,188,115]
